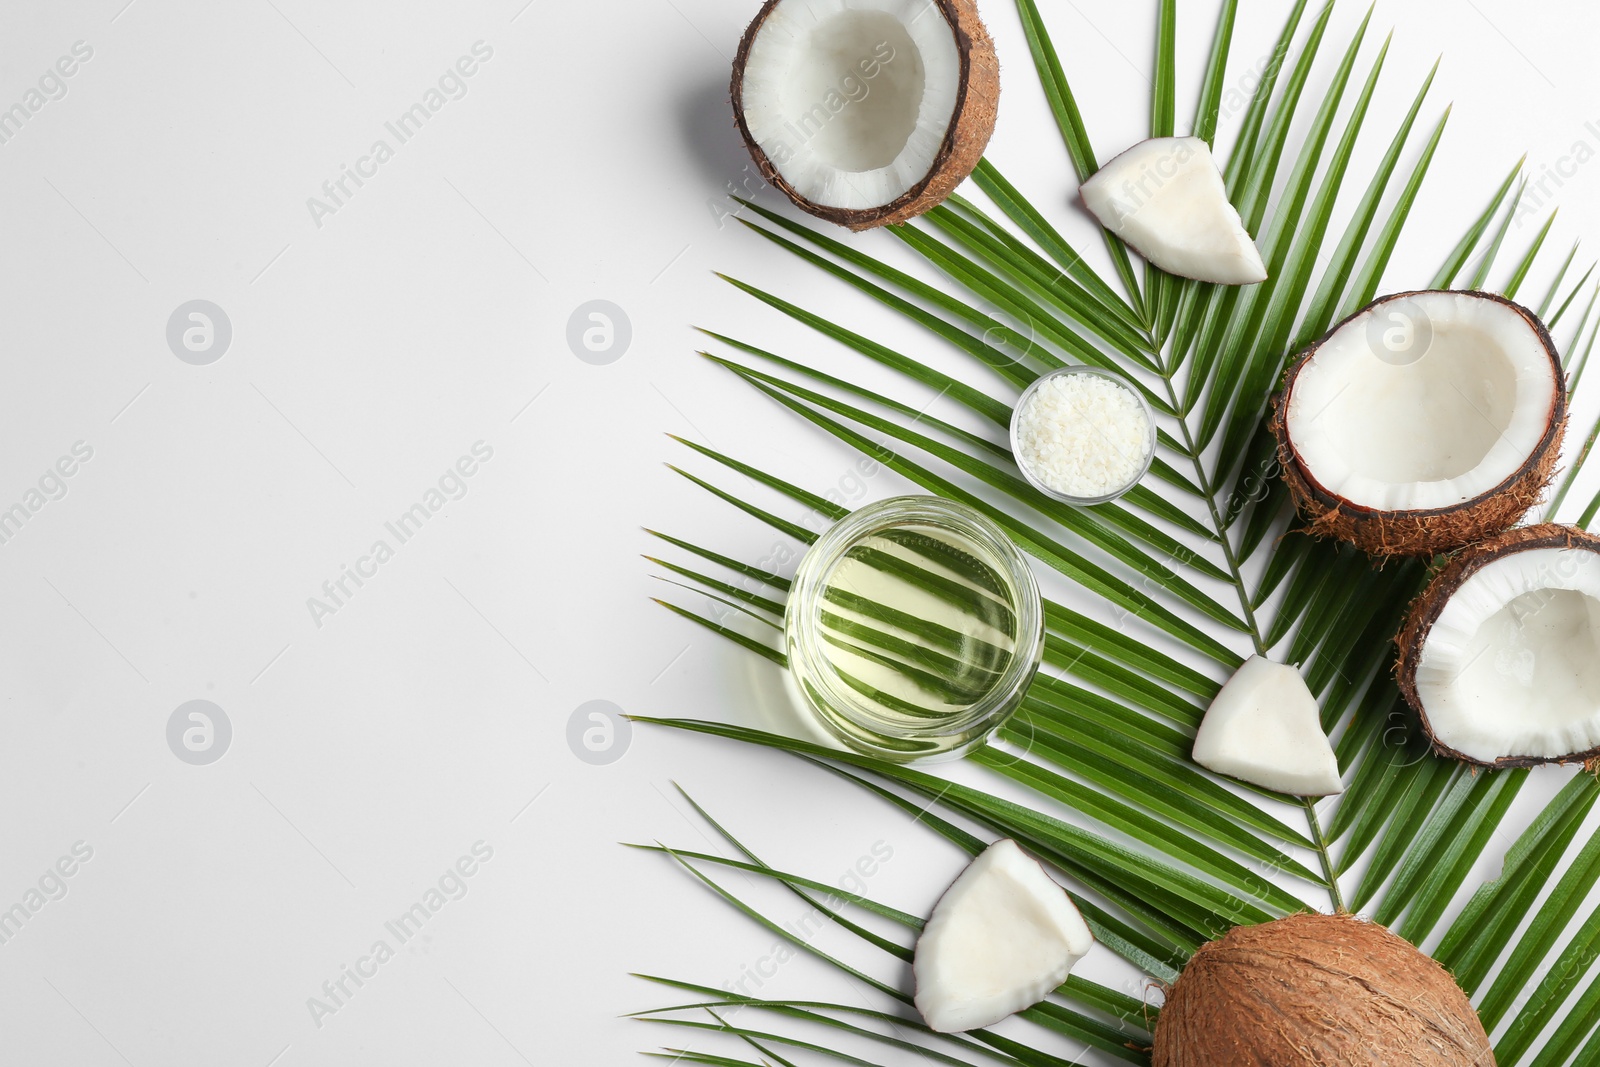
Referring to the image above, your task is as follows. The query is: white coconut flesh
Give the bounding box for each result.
[1079,137,1267,285]
[1191,656,1343,796]
[1415,546,1600,762]
[738,0,960,210]
[913,838,1093,1033]
[1285,292,1559,512]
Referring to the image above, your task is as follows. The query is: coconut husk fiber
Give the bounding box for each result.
[1153,913,1492,1066]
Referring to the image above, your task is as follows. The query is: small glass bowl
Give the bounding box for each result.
[784,495,1044,763]
[1009,366,1157,506]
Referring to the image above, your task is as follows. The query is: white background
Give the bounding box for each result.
[2,0,1599,1063]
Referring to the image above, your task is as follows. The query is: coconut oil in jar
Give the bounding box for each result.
[786,496,1044,762]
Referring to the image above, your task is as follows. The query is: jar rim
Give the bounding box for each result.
[784,494,1044,761]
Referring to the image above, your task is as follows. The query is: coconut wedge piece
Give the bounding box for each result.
[913,839,1092,1033]
[1398,524,1600,766]
[1079,137,1266,284]
[1192,656,1342,796]
[1273,290,1566,558]
[732,0,999,231]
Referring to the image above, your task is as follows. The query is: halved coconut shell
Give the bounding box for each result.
[1270,290,1566,558]
[1397,523,1600,767]
[731,0,999,230]
[1153,913,1493,1066]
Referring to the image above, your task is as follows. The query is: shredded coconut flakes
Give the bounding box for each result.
[1015,372,1151,499]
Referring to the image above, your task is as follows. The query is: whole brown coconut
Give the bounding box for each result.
[1270,290,1565,558]
[731,0,1000,230]
[1396,522,1600,767]
[1153,913,1492,1066]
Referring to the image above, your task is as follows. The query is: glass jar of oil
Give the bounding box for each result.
[785,496,1044,762]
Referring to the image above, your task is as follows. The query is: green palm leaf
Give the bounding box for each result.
[639,2,1600,1064]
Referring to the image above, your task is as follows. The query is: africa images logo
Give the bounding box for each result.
[0,441,94,547]
[0,842,94,947]
[305,442,494,628]
[0,40,93,147]
[305,841,494,1028]
[306,42,494,229]
[759,41,896,168]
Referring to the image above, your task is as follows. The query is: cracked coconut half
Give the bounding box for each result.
[1398,524,1600,767]
[731,0,999,230]
[1272,290,1566,558]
